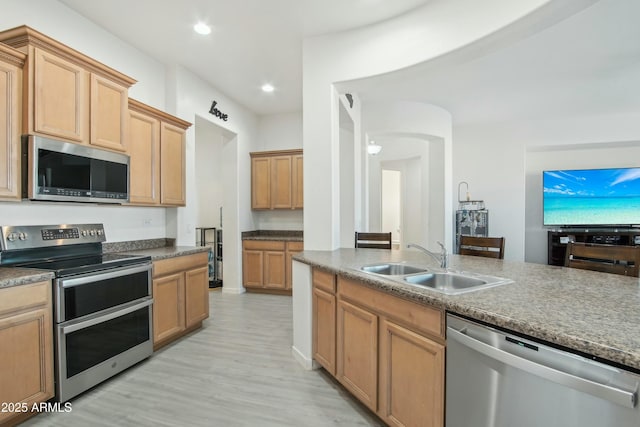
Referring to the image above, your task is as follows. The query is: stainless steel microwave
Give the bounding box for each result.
[22,135,129,204]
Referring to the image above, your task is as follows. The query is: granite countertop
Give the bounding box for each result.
[242,230,303,242]
[0,268,55,289]
[294,248,640,371]
[118,245,211,260]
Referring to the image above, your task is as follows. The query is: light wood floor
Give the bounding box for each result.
[24,291,383,426]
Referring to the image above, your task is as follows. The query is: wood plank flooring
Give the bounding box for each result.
[23,291,383,426]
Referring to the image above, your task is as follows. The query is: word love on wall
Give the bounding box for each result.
[209,101,229,121]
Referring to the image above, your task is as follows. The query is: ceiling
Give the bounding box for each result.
[348,0,640,124]
[59,0,639,124]
[58,0,429,115]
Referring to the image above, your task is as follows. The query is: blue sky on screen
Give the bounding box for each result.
[544,168,640,198]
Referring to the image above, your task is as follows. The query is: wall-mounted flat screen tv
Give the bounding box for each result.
[543,167,640,227]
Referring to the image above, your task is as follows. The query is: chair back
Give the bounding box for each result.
[459,236,505,259]
[564,242,640,277]
[355,232,392,249]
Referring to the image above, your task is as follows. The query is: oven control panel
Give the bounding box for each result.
[0,224,106,250]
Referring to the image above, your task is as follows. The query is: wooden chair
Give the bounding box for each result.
[354,232,392,249]
[564,242,640,277]
[459,236,505,259]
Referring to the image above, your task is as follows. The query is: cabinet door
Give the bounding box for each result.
[379,319,444,427]
[264,250,286,289]
[33,48,88,142]
[0,57,21,200]
[243,249,264,288]
[313,287,336,375]
[160,122,186,206]
[0,307,53,424]
[152,273,185,344]
[337,299,378,412]
[90,73,128,152]
[185,266,209,328]
[292,153,303,209]
[271,155,292,209]
[129,109,160,204]
[252,157,271,209]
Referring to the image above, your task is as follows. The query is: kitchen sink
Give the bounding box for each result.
[361,263,428,275]
[403,271,513,295]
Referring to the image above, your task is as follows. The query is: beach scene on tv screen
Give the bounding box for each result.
[543,168,640,225]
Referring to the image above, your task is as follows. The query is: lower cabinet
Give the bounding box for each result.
[0,280,54,426]
[242,239,304,294]
[312,269,336,375]
[152,252,209,349]
[313,270,445,427]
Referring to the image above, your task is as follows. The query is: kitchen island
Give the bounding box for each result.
[292,248,640,371]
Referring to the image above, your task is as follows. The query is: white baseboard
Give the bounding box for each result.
[291,345,319,370]
[221,287,246,295]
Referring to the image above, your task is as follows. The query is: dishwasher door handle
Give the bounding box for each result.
[447,327,637,409]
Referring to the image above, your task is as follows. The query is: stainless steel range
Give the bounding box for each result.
[0,224,153,402]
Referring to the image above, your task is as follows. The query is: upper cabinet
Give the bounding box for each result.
[0,43,25,201]
[0,25,135,152]
[251,149,303,210]
[128,99,191,207]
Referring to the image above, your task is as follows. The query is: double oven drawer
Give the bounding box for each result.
[54,262,153,402]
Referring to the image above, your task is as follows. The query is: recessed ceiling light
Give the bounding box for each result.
[261,83,275,93]
[193,22,211,35]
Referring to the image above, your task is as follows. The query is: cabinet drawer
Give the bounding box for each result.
[286,241,304,251]
[243,240,286,251]
[153,252,209,278]
[0,281,50,316]
[313,269,336,294]
[338,276,443,340]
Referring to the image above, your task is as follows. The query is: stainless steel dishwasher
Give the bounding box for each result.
[446,314,639,427]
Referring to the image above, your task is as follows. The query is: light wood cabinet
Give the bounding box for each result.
[313,274,445,425]
[337,299,379,412]
[242,240,286,290]
[312,269,337,375]
[160,121,186,206]
[243,239,304,293]
[0,44,25,201]
[127,99,191,207]
[0,26,135,151]
[0,280,54,425]
[379,319,445,427]
[250,149,303,210]
[152,252,209,349]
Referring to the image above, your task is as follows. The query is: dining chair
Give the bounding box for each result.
[354,232,392,249]
[459,236,505,259]
[564,242,640,277]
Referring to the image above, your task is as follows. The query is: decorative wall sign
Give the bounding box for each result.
[345,93,354,109]
[209,101,229,121]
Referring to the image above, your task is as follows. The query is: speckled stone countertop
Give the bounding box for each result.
[294,248,640,371]
[117,246,210,261]
[242,230,303,241]
[103,238,209,260]
[0,268,54,289]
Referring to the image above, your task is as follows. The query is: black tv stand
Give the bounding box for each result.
[547,229,640,266]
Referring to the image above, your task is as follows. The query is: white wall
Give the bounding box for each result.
[170,65,259,294]
[454,112,640,262]
[194,116,225,229]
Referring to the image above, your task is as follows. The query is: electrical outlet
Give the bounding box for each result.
[143,219,152,226]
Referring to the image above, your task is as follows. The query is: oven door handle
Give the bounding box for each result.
[61,263,151,288]
[61,298,153,334]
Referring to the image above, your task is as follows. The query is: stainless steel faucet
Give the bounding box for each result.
[407,242,448,269]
